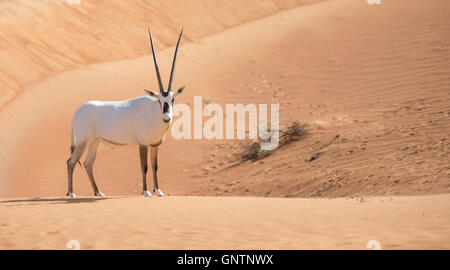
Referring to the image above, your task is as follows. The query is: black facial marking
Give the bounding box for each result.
[161,91,169,97]
[163,102,169,114]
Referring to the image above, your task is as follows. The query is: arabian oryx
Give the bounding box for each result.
[66,28,186,198]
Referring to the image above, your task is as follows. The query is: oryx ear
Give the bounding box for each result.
[174,86,186,97]
[144,89,160,98]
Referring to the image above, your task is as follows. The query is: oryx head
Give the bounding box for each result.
[145,28,186,124]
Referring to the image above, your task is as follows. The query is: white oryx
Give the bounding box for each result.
[67,28,186,198]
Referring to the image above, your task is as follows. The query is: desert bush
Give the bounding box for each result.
[241,121,310,161]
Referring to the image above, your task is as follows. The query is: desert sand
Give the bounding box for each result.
[0,0,449,249]
[1,195,449,249]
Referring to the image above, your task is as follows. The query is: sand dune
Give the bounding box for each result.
[0,0,323,109]
[1,194,449,249]
[0,0,448,199]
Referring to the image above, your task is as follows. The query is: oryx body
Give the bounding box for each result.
[72,97,169,147]
[67,28,185,198]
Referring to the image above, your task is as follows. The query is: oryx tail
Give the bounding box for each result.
[69,126,81,166]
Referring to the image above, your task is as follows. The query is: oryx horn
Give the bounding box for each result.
[148,27,164,93]
[167,27,184,92]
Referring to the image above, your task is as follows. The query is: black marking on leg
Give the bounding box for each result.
[139,145,149,192]
[70,145,81,166]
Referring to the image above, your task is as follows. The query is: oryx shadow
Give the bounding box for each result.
[0,197,111,206]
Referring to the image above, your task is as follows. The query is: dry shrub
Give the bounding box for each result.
[241,121,310,161]
[279,121,309,145]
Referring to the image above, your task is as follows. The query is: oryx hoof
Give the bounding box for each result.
[95,192,106,197]
[67,192,76,198]
[142,190,152,197]
[154,189,164,197]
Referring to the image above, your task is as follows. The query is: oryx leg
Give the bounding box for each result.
[139,145,151,197]
[84,138,105,197]
[67,141,87,198]
[150,146,164,196]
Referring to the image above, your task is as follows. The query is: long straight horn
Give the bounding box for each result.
[167,27,184,91]
[148,28,164,93]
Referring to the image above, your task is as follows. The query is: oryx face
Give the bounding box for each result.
[145,27,186,124]
[144,87,185,123]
